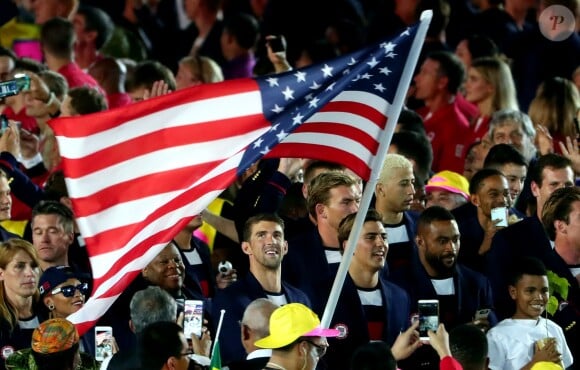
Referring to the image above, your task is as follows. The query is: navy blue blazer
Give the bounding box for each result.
[283,228,336,315]
[486,215,551,319]
[389,250,497,330]
[211,272,310,364]
[324,274,410,370]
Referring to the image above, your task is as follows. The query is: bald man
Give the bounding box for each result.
[226,298,277,370]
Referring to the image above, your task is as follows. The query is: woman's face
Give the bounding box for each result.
[0,250,39,299]
[465,67,493,105]
[44,278,86,318]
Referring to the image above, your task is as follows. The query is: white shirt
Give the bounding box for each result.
[487,317,573,370]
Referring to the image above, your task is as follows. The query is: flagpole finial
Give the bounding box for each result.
[420,9,433,20]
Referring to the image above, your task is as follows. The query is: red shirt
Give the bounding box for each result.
[107,92,133,109]
[419,101,471,173]
[2,106,38,134]
[58,62,103,93]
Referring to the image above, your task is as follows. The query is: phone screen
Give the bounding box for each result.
[491,207,508,227]
[95,326,113,361]
[418,300,439,340]
[183,300,204,338]
[268,37,285,53]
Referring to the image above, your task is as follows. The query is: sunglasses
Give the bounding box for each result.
[51,282,89,297]
[302,340,327,358]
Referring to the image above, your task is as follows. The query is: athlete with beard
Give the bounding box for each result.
[211,213,310,365]
[390,206,497,370]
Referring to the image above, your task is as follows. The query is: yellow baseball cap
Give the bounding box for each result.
[425,170,469,199]
[254,303,339,349]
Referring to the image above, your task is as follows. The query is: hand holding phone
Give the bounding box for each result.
[95,326,113,361]
[267,35,286,53]
[184,300,204,339]
[417,299,439,341]
[491,207,508,227]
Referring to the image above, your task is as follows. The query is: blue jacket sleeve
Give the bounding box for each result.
[0,151,45,208]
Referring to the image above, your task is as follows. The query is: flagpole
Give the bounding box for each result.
[320,10,433,329]
[212,309,226,355]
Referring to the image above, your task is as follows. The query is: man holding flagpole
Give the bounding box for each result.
[47,10,432,337]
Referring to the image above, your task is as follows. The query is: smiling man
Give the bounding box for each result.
[211,213,310,365]
[390,206,496,334]
[325,209,410,370]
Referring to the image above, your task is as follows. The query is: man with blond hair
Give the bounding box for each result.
[375,153,419,272]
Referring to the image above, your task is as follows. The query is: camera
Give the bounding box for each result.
[0,74,31,99]
[218,260,233,274]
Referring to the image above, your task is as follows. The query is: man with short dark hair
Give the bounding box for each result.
[483,143,528,205]
[325,209,411,370]
[40,17,101,90]
[449,324,489,370]
[139,321,192,370]
[413,51,471,173]
[390,206,496,369]
[31,200,75,271]
[212,213,310,364]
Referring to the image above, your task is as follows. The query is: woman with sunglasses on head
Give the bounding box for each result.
[0,239,41,367]
[37,265,105,359]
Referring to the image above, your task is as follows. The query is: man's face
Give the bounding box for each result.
[509,274,549,320]
[376,167,415,214]
[471,175,510,218]
[558,201,580,250]
[319,185,360,230]
[142,243,184,293]
[426,190,463,211]
[351,221,388,273]
[32,214,73,265]
[242,221,288,270]
[413,59,442,101]
[491,123,532,159]
[500,163,527,204]
[302,337,328,370]
[417,220,460,276]
[24,89,50,118]
[0,177,12,221]
[532,166,575,215]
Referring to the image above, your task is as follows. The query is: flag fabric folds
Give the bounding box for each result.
[48,23,422,335]
[209,338,221,370]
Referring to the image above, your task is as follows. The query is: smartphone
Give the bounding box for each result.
[268,36,285,53]
[418,299,439,341]
[95,326,113,361]
[183,300,204,339]
[0,115,7,135]
[0,74,30,99]
[475,308,491,320]
[491,206,508,227]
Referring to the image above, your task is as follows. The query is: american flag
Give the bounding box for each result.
[49,23,423,335]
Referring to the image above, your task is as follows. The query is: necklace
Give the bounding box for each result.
[266,362,287,370]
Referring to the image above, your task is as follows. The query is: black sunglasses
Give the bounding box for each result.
[51,282,89,297]
[302,340,327,358]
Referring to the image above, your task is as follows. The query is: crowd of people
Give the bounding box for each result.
[0,0,579,369]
